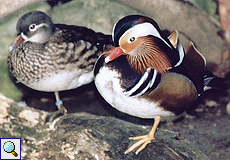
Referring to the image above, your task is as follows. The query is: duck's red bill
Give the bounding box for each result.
[105,47,124,63]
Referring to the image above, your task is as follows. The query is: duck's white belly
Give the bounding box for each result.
[95,67,173,119]
[21,70,93,92]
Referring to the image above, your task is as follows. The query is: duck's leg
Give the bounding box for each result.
[46,91,67,124]
[54,91,67,115]
[125,116,161,155]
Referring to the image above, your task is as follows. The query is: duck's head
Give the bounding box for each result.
[105,15,179,73]
[9,11,55,51]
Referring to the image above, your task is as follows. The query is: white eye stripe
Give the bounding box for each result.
[119,22,172,48]
[21,23,50,43]
[29,23,49,32]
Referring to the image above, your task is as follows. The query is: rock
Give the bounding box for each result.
[0,93,210,159]
[0,93,13,124]
[218,0,230,45]
[49,0,142,34]
[0,0,41,19]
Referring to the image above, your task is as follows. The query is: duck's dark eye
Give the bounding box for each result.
[129,37,135,42]
[29,24,36,31]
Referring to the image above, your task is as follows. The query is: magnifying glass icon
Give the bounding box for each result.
[3,141,18,157]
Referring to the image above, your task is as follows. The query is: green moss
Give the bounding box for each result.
[0,61,22,100]
[190,0,217,17]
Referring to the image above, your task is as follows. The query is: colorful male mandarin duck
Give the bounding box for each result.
[94,15,208,154]
[7,11,112,123]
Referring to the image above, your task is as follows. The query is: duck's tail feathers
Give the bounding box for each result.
[204,70,229,91]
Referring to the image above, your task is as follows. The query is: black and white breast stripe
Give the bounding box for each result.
[174,40,185,67]
[122,39,184,97]
[125,68,161,97]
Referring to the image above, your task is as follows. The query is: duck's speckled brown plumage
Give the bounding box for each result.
[8,20,112,92]
[7,11,113,124]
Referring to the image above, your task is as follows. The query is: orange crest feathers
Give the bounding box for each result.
[126,37,172,73]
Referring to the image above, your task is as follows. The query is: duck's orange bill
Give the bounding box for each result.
[105,47,124,63]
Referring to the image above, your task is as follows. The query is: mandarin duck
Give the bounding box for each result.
[7,11,112,123]
[94,15,209,154]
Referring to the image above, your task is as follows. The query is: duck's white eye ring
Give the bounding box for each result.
[29,24,36,31]
[129,37,135,42]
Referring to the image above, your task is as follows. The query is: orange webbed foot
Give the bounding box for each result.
[124,116,162,155]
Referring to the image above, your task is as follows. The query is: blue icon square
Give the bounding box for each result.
[0,138,21,160]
